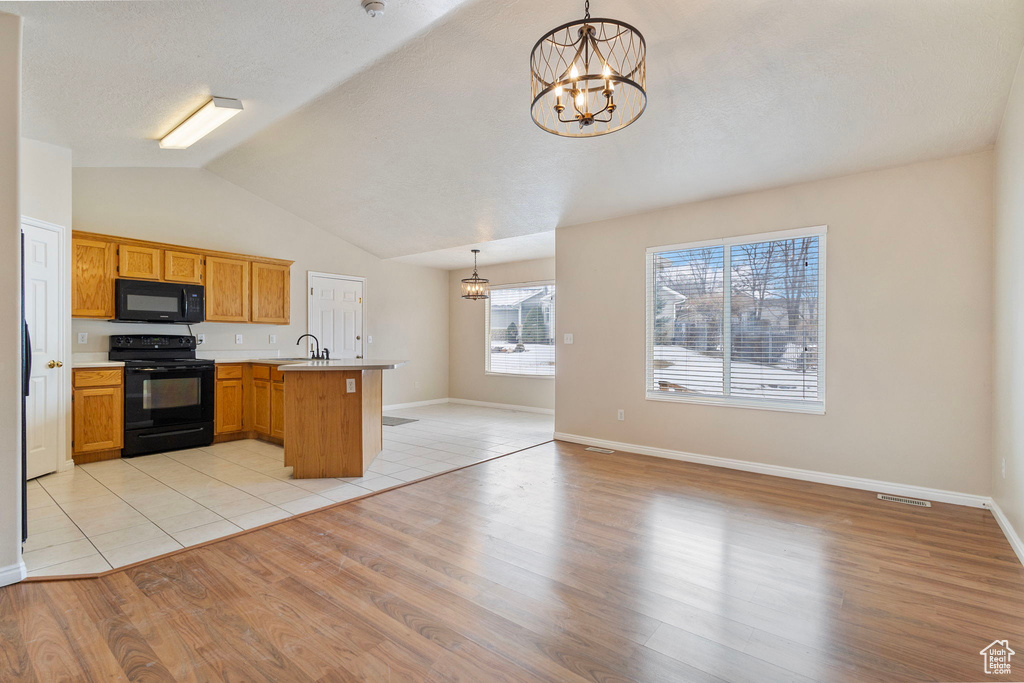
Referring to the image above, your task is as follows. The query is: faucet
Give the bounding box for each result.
[296,334,322,359]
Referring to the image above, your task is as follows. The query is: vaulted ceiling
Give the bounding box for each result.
[6,0,1024,266]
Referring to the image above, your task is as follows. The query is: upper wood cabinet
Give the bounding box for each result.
[206,256,250,322]
[118,244,162,280]
[164,250,204,284]
[251,262,290,324]
[71,231,291,324]
[72,238,115,319]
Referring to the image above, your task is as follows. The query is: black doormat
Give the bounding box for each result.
[382,416,419,427]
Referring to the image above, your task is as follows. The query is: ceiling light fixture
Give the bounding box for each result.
[530,0,646,137]
[159,97,243,149]
[461,250,490,300]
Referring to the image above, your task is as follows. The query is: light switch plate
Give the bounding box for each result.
[564,333,574,344]
[346,378,356,393]
[235,334,243,344]
[77,332,88,344]
[197,334,205,345]
[367,336,373,344]
[269,334,277,344]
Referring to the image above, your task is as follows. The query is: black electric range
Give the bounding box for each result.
[110,335,215,457]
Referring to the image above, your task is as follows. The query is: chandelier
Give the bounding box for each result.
[461,249,490,300]
[530,0,646,137]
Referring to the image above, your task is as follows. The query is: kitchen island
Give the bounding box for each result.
[280,359,407,478]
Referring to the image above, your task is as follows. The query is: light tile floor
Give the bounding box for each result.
[25,403,553,577]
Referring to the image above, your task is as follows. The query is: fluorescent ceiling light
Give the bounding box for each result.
[159,97,243,149]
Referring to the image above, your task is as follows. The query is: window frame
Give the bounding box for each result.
[645,225,827,414]
[484,280,556,379]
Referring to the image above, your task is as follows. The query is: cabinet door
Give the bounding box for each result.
[206,256,250,322]
[118,244,162,280]
[72,238,115,318]
[252,380,272,435]
[271,382,285,440]
[72,386,124,454]
[251,263,290,325]
[164,250,204,284]
[215,379,244,434]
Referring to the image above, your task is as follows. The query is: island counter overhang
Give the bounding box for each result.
[281,360,408,478]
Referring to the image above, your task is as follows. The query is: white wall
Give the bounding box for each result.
[0,10,24,586]
[556,151,994,496]
[448,258,555,411]
[72,168,449,407]
[995,49,1024,545]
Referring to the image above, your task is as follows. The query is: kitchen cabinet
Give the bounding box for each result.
[72,238,115,318]
[215,365,245,435]
[206,256,250,323]
[72,368,124,460]
[252,378,272,435]
[271,382,286,440]
[163,250,204,284]
[118,244,162,280]
[251,262,290,324]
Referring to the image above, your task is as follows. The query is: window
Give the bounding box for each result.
[486,283,555,377]
[646,226,825,412]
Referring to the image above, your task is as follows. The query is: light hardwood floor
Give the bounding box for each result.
[2,440,1023,682]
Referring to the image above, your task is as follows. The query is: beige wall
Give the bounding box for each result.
[448,258,555,411]
[0,10,22,583]
[995,50,1024,539]
[72,168,449,407]
[556,151,994,495]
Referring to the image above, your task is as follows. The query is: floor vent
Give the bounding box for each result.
[877,493,931,507]
[585,447,616,454]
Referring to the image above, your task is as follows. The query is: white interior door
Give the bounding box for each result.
[308,273,364,360]
[23,219,66,480]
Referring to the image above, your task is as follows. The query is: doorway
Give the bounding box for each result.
[22,217,67,480]
[307,272,365,360]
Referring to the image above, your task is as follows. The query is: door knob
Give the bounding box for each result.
[47,360,63,369]
[356,335,361,340]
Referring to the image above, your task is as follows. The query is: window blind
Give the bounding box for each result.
[646,227,825,412]
[486,283,556,377]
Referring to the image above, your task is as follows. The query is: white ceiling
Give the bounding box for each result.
[1,0,472,167]
[7,0,1024,267]
[390,231,556,270]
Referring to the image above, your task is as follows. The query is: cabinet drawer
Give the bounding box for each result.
[216,364,243,379]
[73,368,123,388]
[270,367,285,382]
[252,365,271,380]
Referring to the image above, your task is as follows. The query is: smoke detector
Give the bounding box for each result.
[362,0,385,17]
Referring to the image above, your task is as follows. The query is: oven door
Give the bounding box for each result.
[124,364,214,430]
[115,279,204,323]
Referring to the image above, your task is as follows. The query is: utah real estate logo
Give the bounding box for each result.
[980,640,1015,676]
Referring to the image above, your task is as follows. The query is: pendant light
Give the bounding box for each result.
[530,0,647,137]
[461,249,490,300]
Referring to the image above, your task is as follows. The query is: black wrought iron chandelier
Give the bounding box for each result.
[461,249,490,300]
[530,0,647,138]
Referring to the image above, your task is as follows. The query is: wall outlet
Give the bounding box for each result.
[346,378,356,393]
[77,332,88,344]
[564,333,574,344]
[617,409,625,421]
[235,334,243,344]
[196,334,205,345]
[268,334,277,344]
[367,336,373,344]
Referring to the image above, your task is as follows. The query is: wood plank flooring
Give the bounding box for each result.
[2,440,1023,682]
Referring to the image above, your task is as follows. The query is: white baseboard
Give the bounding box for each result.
[448,398,555,415]
[382,398,449,411]
[988,499,1024,567]
[553,432,991,509]
[0,560,26,587]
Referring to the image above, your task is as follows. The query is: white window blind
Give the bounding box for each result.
[486,283,555,377]
[646,227,825,412]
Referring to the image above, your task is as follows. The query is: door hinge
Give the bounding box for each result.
[311,287,314,295]
[359,298,362,304]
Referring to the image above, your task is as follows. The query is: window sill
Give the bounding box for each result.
[645,391,825,415]
[485,372,555,380]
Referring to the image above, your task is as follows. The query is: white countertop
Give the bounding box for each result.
[278,359,408,371]
[71,360,125,368]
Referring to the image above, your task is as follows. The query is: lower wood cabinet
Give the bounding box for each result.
[72,368,124,458]
[271,382,286,440]
[252,379,272,434]
[215,366,245,435]
[213,363,285,442]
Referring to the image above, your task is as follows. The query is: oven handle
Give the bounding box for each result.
[137,427,207,439]
[128,366,209,373]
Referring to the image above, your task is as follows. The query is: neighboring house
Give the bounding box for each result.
[489,287,554,344]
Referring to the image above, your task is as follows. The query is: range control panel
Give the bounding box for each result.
[110,335,197,351]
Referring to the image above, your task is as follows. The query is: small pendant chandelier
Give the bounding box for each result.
[461,249,490,300]
[530,0,647,138]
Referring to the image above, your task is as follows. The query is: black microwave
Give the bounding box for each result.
[115,279,205,324]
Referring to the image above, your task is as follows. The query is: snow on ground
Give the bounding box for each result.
[488,343,555,376]
[652,345,818,401]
